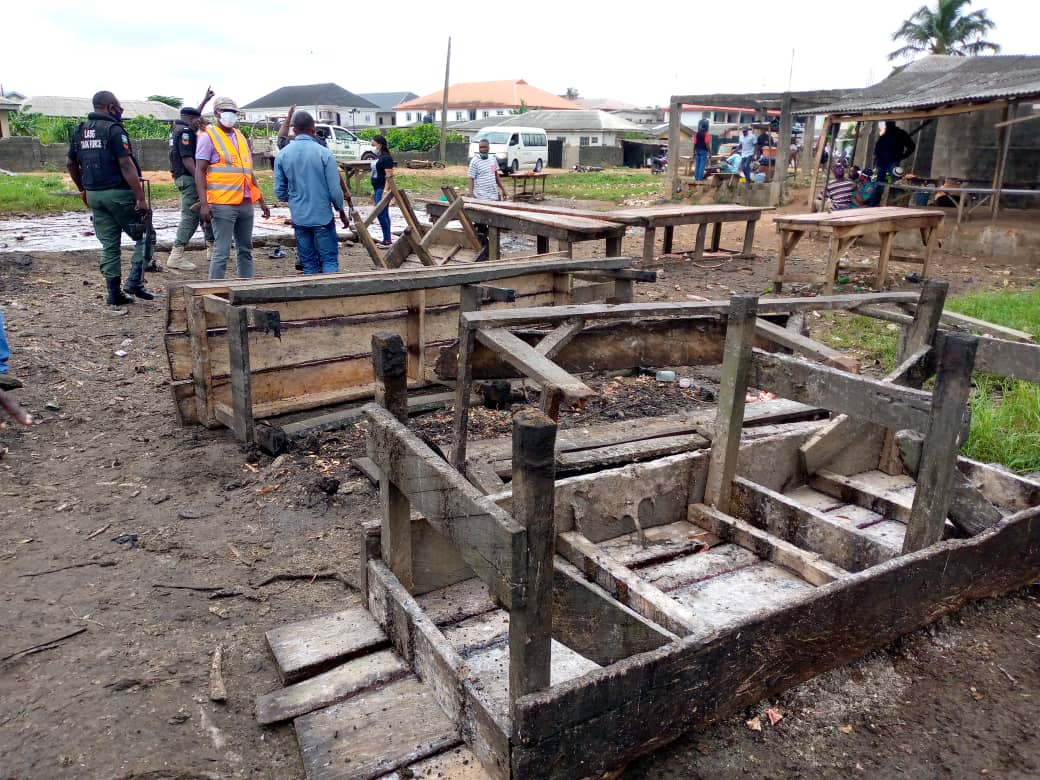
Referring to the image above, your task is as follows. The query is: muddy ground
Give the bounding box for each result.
[1,185,1038,779]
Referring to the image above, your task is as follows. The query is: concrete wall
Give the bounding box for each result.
[931,107,1040,184]
[0,136,170,172]
[394,143,469,166]
[577,145,623,167]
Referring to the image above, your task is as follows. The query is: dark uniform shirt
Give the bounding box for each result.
[169,120,198,178]
[68,112,140,191]
[875,126,916,167]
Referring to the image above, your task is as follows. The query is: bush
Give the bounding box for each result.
[10,110,171,142]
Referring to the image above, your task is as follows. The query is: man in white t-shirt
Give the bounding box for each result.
[467,139,508,259]
[737,126,757,190]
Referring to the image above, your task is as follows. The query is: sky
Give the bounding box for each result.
[2,0,1033,109]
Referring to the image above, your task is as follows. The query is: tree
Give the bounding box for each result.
[889,0,1000,61]
[147,95,183,108]
[565,87,580,100]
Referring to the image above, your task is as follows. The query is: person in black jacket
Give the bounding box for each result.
[167,88,215,271]
[874,121,916,183]
[67,90,154,314]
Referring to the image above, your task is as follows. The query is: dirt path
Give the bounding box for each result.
[0,194,1037,779]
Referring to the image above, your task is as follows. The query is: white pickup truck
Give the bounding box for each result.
[251,123,375,167]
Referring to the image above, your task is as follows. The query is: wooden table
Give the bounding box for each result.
[883,183,1040,224]
[338,160,373,197]
[425,199,626,261]
[508,171,550,201]
[606,204,771,264]
[773,207,945,291]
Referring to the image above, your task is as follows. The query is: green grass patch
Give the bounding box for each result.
[0,175,83,214]
[816,311,900,372]
[817,290,1040,473]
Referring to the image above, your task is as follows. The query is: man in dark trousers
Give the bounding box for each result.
[67,90,155,315]
[874,121,916,183]
[167,88,215,271]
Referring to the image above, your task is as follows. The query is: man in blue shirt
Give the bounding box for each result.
[274,111,347,274]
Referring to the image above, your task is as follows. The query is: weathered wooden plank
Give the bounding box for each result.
[957,457,1040,512]
[295,676,460,780]
[510,505,1040,778]
[509,412,557,702]
[551,432,709,474]
[705,296,758,513]
[798,344,932,475]
[688,503,849,586]
[382,746,492,780]
[266,607,389,684]
[808,470,913,524]
[475,328,595,400]
[593,521,719,569]
[754,317,859,372]
[536,318,585,360]
[451,284,481,472]
[904,333,978,552]
[255,649,407,725]
[751,350,933,432]
[226,305,254,444]
[460,292,921,330]
[729,476,898,571]
[556,531,700,638]
[551,557,675,665]
[364,404,527,609]
[936,331,1040,384]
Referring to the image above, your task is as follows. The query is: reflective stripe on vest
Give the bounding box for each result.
[204,126,260,205]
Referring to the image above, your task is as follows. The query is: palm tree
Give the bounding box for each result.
[888,0,1000,61]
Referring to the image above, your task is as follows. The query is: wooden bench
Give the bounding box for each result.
[773,206,945,292]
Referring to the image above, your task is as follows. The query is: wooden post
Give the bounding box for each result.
[693,224,707,260]
[487,226,501,261]
[902,333,978,553]
[874,231,895,290]
[740,219,757,258]
[642,227,657,264]
[226,305,254,445]
[800,114,817,184]
[450,285,482,472]
[704,295,758,513]
[807,115,831,210]
[372,332,413,589]
[771,93,793,206]
[405,290,426,381]
[509,410,557,706]
[991,104,1012,220]
[668,97,681,197]
[710,222,722,252]
[662,226,674,254]
[878,280,948,473]
[606,233,623,257]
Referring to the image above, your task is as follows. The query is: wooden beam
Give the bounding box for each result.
[460,292,921,330]
[535,318,585,360]
[754,317,858,372]
[372,333,413,591]
[476,327,596,400]
[903,333,979,553]
[363,404,528,609]
[751,350,933,433]
[420,197,464,250]
[556,531,701,638]
[226,306,254,444]
[509,411,558,704]
[828,100,1009,125]
[704,296,758,513]
[688,503,849,586]
[729,476,898,571]
[450,284,481,472]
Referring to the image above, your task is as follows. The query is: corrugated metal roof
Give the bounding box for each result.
[359,92,418,111]
[807,55,1040,115]
[451,109,647,133]
[21,96,181,120]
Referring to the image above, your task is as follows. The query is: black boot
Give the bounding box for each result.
[106,276,134,306]
[123,282,156,301]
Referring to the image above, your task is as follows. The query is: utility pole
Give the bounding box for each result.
[439,37,451,164]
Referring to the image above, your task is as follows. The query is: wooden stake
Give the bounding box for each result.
[704,295,758,513]
[902,333,978,553]
[226,306,254,445]
[509,410,557,707]
[372,332,413,589]
[450,285,482,472]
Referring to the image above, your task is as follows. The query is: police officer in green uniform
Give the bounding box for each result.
[167,106,214,271]
[67,90,155,313]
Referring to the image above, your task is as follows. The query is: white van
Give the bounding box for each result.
[468,126,549,173]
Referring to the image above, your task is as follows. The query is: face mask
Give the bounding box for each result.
[109,107,123,121]
[479,152,489,159]
[219,111,238,127]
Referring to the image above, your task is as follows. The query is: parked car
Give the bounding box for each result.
[251,122,371,166]
[468,126,548,173]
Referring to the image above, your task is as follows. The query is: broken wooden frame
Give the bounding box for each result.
[163,256,651,446]
[349,313,1040,778]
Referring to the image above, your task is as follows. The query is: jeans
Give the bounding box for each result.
[174,174,214,247]
[209,202,255,279]
[0,308,9,374]
[694,149,709,180]
[741,155,753,187]
[85,188,145,286]
[294,220,339,274]
[373,187,391,243]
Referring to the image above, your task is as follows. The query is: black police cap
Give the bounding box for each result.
[180,107,202,117]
